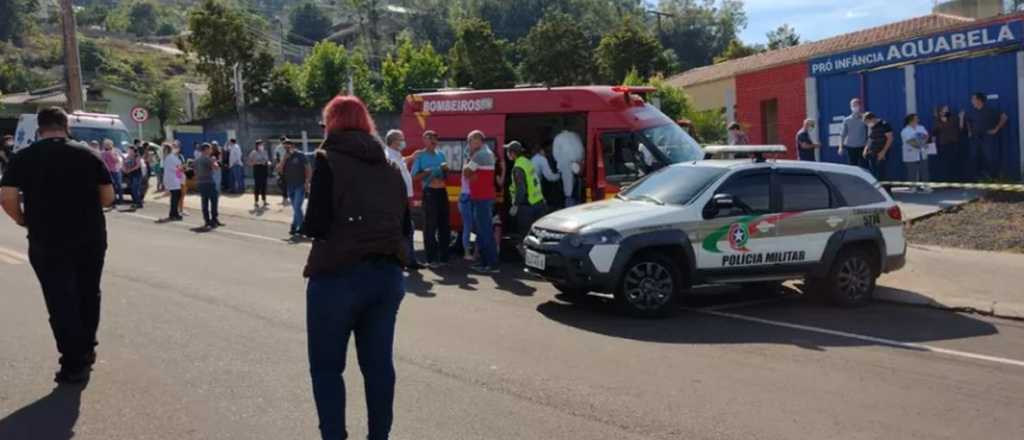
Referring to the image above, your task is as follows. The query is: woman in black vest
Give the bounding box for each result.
[302,95,408,440]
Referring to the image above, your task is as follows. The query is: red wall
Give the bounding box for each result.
[735,62,808,159]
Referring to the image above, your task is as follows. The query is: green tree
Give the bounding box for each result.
[181,0,272,115]
[648,74,692,121]
[713,38,764,63]
[127,1,160,37]
[300,41,352,108]
[686,108,726,144]
[448,17,516,89]
[0,0,38,45]
[381,33,447,110]
[146,82,183,140]
[595,18,665,84]
[766,24,800,50]
[262,63,304,108]
[288,2,332,45]
[518,11,593,86]
[654,0,748,71]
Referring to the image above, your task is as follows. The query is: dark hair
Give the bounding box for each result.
[36,107,68,131]
[200,143,211,151]
[903,113,918,126]
[728,122,741,130]
[862,112,878,122]
[2,134,12,142]
[972,92,987,103]
[229,138,237,143]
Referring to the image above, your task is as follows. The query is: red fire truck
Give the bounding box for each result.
[399,85,704,241]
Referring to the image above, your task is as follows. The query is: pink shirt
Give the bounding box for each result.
[102,149,122,173]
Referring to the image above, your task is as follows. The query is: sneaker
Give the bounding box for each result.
[214,220,226,227]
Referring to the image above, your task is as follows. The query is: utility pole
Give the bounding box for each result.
[59,0,84,111]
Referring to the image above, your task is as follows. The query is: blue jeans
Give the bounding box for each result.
[128,173,142,205]
[470,199,497,267]
[110,171,123,202]
[457,194,474,253]
[307,262,405,440]
[288,184,306,233]
[231,165,244,193]
[198,182,219,225]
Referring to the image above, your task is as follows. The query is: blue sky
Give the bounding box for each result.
[739,0,938,44]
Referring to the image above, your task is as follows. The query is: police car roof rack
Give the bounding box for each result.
[703,145,788,163]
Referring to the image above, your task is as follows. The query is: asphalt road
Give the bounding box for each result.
[1,205,1023,440]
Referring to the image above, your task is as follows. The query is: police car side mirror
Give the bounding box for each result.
[704,193,735,219]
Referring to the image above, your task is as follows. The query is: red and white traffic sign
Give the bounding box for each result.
[130,106,150,123]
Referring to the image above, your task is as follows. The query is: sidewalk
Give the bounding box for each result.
[889,188,981,222]
[878,244,1024,319]
[147,188,296,225]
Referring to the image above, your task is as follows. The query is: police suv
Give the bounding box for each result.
[524,146,907,317]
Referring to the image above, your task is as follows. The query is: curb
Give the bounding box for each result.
[875,290,1024,321]
[903,195,982,225]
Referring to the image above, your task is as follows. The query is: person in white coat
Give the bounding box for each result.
[552,129,583,207]
[900,113,932,193]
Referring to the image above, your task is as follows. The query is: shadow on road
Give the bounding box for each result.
[404,271,436,298]
[0,385,84,440]
[536,286,999,350]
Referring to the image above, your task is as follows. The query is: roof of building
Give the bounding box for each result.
[0,85,67,106]
[667,13,976,88]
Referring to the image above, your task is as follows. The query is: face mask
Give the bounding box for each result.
[851,105,862,113]
[399,141,407,150]
[943,111,952,117]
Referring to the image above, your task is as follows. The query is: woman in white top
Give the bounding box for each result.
[900,113,932,193]
[161,143,185,220]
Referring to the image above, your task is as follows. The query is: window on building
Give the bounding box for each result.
[761,99,779,144]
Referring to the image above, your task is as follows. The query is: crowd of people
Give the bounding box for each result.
[727,91,1010,190]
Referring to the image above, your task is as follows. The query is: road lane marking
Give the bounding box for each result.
[691,308,1024,368]
[121,212,311,247]
[0,246,28,264]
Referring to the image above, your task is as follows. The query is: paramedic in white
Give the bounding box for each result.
[552,130,584,207]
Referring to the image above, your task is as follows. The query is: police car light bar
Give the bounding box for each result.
[703,145,787,162]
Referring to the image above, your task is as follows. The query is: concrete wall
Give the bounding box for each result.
[682,78,735,113]
[103,88,162,142]
[735,62,809,159]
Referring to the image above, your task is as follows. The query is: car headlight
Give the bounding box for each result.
[567,229,622,247]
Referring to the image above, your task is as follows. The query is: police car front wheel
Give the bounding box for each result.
[615,254,682,317]
[823,247,878,307]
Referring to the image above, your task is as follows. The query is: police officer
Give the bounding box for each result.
[0,107,115,384]
[507,141,546,239]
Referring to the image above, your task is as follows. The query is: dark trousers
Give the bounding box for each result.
[199,182,220,225]
[168,189,182,218]
[422,187,450,263]
[402,204,417,264]
[846,147,867,170]
[28,242,106,370]
[253,165,269,203]
[515,202,546,237]
[969,135,999,180]
[307,262,405,440]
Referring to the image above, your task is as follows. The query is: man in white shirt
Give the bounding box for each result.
[228,138,244,194]
[384,129,422,270]
[552,129,584,207]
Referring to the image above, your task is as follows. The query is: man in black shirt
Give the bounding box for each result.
[962,92,1009,180]
[863,112,893,181]
[1,107,115,384]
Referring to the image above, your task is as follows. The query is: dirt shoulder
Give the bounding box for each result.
[906,192,1024,254]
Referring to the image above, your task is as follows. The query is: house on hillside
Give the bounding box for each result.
[0,83,164,141]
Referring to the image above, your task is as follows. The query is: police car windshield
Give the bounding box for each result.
[637,122,704,164]
[70,128,131,150]
[619,165,726,205]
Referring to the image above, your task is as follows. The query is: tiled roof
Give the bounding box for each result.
[667,13,976,87]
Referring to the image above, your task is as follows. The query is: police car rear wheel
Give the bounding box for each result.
[826,248,877,307]
[615,255,681,317]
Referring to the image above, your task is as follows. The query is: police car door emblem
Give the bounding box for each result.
[728,223,750,252]
[826,216,843,228]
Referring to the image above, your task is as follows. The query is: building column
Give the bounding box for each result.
[805,76,819,160]
[904,65,917,116]
[1018,51,1024,180]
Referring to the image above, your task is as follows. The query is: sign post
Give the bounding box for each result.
[130,106,149,141]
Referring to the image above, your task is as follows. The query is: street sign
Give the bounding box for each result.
[130,106,150,123]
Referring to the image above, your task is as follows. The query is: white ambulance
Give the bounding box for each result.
[13,111,131,153]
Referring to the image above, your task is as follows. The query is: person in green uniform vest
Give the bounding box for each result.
[507,141,547,240]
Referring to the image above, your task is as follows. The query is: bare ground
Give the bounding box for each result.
[906,192,1024,254]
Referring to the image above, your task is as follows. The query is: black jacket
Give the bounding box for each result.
[302,131,409,277]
